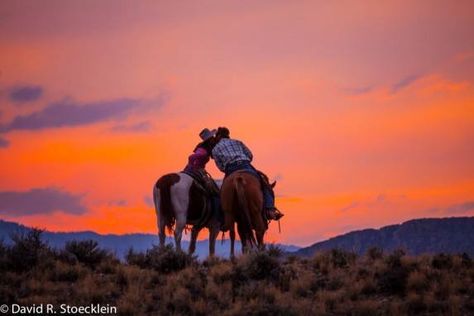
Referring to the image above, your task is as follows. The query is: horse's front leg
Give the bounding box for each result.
[174,218,186,252]
[189,226,200,254]
[208,223,220,257]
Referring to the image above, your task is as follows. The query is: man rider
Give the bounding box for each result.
[211,127,284,221]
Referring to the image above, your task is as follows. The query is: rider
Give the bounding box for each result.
[183,128,220,192]
[183,128,222,223]
[211,127,284,221]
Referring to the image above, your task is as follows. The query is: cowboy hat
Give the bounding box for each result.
[199,128,216,141]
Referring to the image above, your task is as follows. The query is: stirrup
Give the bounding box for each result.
[266,207,284,221]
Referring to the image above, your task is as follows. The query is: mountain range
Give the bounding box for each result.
[0,219,299,259]
[294,216,474,257]
[1,216,473,259]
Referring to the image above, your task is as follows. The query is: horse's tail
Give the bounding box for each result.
[234,175,256,248]
[155,174,180,234]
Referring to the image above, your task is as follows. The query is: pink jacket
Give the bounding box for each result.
[187,147,210,170]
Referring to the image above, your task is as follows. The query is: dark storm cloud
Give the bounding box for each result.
[0,187,87,216]
[0,98,142,132]
[391,74,420,93]
[9,85,43,103]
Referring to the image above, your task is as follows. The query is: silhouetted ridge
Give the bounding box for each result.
[295,217,474,257]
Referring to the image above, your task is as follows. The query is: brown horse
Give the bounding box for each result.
[220,170,275,255]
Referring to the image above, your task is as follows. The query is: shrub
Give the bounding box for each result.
[202,255,226,268]
[266,244,283,258]
[377,249,410,295]
[366,247,384,260]
[8,229,51,272]
[125,248,148,268]
[145,244,197,273]
[49,261,83,282]
[432,253,453,269]
[329,248,356,268]
[0,239,8,271]
[385,248,406,267]
[238,250,281,281]
[234,301,297,316]
[407,270,429,293]
[64,240,110,268]
[1,240,473,315]
[290,271,316,298]
[460,253,472,268]
[351,300,380,316]
[277,263,298,292]
[406,292,427,314]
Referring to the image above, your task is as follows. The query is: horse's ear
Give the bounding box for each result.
[271,181,276,188]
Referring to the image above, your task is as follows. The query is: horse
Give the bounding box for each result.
[220,170,276,255]
[153,172,221,256]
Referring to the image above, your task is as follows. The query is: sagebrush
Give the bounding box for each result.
[1,231,473,315]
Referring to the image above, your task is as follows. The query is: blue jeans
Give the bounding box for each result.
[224,161,275,209]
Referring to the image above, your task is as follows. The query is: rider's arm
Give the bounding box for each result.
[189,147,209,169]
[240,141,253,161]
[211,145,226,172]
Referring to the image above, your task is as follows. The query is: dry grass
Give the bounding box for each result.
[1,232,473,315]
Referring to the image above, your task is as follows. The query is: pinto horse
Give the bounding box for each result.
[153,172,221,255]
[220,170,276,255]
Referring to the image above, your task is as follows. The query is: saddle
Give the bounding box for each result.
[182,169,219,196]
[232,169,273,193]
[182,169,220,229]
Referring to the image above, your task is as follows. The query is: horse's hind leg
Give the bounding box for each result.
[256,229,265,251]
[237,225,248,254]
[189,226,200,254]
[153,186,166,248]
[229,225,236,258]
[158,220,166,248]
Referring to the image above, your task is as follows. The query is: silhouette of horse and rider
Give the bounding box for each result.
[153,127,284,256]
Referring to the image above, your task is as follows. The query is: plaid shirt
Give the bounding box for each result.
[211,138,253,172]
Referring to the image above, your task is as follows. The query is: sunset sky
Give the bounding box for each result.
[0,1,473,246]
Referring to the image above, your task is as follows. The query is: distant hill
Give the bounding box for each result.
[295,217,474,257]
[3,217,472,260]
[0,219,300,259]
